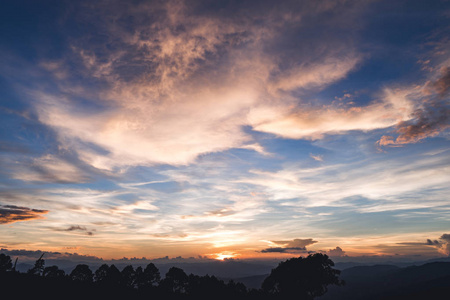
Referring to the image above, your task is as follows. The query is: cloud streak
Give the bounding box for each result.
[0,205,48,224]
[53,225,95,236]
[260,238,317,253]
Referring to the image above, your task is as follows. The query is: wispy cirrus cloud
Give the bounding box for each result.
[236,149,449,207]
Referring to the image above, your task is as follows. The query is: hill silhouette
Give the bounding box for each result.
[319,262,450,299]
[0,252,342,300]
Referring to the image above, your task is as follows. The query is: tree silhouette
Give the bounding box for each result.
[0,253,12,272]
[161,266,189,294]
[134,266,144,289]
[121,265,136,288]
[262,253,343,299]
[227,279,248,297]
[43,265,65,278]
[136,263,160,289]
[107,264,122,285]
[187,274,229,297]
[94,264,110,283]
[70,264,93,283]
[27,253,45,276]
[94,264,122,287]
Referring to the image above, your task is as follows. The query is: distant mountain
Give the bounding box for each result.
[319,262,450,299]
[225,274,268,290]
[154,260,274,279]
[15,258,276,280]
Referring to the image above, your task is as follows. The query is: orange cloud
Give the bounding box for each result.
[0,205,48,224]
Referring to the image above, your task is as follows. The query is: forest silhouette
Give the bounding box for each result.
[0,252,342,299]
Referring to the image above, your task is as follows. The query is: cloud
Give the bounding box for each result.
[377,104,449,146]
[426,239,441,245]
[327,246,346,257]
[431,66,450,96]
[377,66,450,147]
[310,154,323,162]
[437,233,450,256]
[269,55,361,92]
[260,247,308,253]
[237,146,449,207]
[0,205,48,224]
[260,238,317,253]
[53,225,95,236]
[27,0,368,169]
[12,154,90,184]
[424,234,450,256]
[0,248,104,262]
[252,89,415,140]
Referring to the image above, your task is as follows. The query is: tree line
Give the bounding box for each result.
[0,252,343,299]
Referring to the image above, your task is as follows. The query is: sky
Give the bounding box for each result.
[0,0,449,263]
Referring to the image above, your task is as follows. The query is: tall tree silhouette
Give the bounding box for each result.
[27,253,45,276]
[94,264,110,283]
[95,264,122,287]
[121,265,136,288]
[136,263,161,289]
[262,253,343,299]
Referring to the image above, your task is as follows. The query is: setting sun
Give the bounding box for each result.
[212,252,238,261]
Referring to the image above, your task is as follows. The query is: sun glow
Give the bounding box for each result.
[212,252,238,260]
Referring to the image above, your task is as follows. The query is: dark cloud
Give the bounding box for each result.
[0,248,104,262]
[0,248,48,258]
[424,234,450,256]
[432,66,450,96]
[378,67,450,147]
[440,234,450,241]
[426,239,441,245]
[53,225,95,236]
[378,104,449,147]
[261,247,308,253]
[260,238,317,253]
[0,205,48,224]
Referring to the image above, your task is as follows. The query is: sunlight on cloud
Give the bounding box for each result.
[269,55,361,92]
[29,0,370,170]
[252,88,416,140]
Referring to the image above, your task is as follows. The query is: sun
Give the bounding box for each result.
[212,252,237,260]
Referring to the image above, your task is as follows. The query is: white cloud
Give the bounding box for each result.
[13,154,89,183]
[29,0,370,170]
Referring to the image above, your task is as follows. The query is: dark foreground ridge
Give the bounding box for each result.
[0,252,341,300]
[2,252,450,299]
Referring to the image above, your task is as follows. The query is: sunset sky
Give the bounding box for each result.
[0,0,449,262]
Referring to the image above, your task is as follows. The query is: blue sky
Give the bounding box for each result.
[0,0,449,261]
